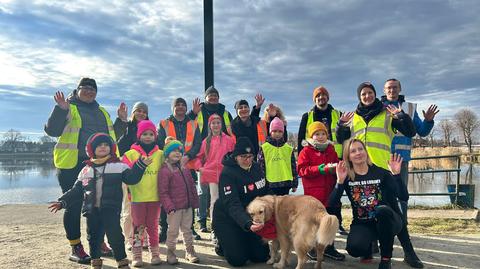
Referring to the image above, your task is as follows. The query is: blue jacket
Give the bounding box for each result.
[381,95,434,161]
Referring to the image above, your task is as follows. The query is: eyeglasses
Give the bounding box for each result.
[78,86,96,92]
[238,154,254,160]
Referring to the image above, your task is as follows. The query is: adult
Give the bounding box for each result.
[336,82,416,171]
[298,86,343,157]
[381,78,439,268]
[329,139,408,269]
[157,98,203,240]
[212,137,270,267]
[117,101,149,155]
[44,77,127,264]
[188,86,235,232]
[231,94,267,158]
[263,103,288,141]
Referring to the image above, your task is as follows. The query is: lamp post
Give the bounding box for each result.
[204,0,214,91]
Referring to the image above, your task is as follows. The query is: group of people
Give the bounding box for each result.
[44,77,438,269]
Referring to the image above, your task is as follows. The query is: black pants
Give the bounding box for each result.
[213,218,269,266]
[270,186,291,196]
[87,208,127,261]
[397,200,416,253]
[57,161,86,241]
[327,206,343,227]
[346,205,403,258]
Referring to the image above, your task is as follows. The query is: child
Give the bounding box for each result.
[49,133,150,269]
[159,140,201,264]
[263,103,288,142]
[257,117,298,195]
[193,114,235,227]
[297,121,345,261]
[122,120,164,267]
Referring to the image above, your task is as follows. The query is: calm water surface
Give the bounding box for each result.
[0,158,478,208]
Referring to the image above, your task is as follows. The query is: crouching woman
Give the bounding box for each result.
[212,137,270,267]
[328,139,408,269]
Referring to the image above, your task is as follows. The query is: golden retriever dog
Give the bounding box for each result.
[247,195,339,269]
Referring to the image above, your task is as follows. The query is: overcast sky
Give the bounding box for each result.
[0,0,479,139]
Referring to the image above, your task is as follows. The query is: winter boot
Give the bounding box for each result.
[378,258,392,269]
[323,244,346,261]
[101,242,113,257]
[117,258,131,269]
[69,243,91,264]
[199,219,209,233]
[91,258,103,269]
[185,246,200,263]
[404,249,424,268]
[150,246,162,265]
[132,246,143,267]
[307,249,317,260]
[166,247,178,265]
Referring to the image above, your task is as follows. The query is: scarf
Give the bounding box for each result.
[355,98,384,123]
[90,155,110,165]
[305,138,332,152]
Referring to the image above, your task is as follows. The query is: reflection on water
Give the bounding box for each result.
[0,158,479,208]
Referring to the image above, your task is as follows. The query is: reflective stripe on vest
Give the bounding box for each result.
[394,102,416,138]
[261,142,293,183]
[307,109,343,158]
[53,104,117,169]
[124,149,163,202]
[160,119,197,152]
[351,111,394,170]
[257,120,268,145]
[197,110,232,136]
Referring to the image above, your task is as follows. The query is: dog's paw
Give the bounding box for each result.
[273,262,284,269]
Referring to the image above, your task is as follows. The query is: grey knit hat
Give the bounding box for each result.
[172,97,187,109]
[132,102,148,114]
[205,86,219,98]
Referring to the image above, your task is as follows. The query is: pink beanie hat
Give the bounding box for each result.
[136,120,157,139]
[269,117,284,133]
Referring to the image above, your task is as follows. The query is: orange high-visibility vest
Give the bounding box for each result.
[257,120,268,145]
[160,119,197,152]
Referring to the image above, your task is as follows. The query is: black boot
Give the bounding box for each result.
[192,227,202,240]
[404,249,424,268]
[323,244,345,261]
[307,249,317,260]
[69,243,91,264]
[199,219,209,233]
[378,258,392,269]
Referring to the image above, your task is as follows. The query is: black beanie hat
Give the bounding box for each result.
[85,133,115,158]
[231,137,254,157]
[205,86,219,98]
[172,97,187,109]
[234,99,249,110]
[77,77,97,91]
[357,82,376,100]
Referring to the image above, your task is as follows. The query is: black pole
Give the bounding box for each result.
[204,0,214,91]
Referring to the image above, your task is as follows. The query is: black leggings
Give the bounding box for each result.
[87,208,126,261]
[57,161,86,241]
[346,205,403,258]
[213,218,269,266]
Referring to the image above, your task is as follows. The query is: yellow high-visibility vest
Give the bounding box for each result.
[197,110,232,136]
[261,142,293,183]
[306,109,342,158]
[351,111,394,170]
[53,104,117,169]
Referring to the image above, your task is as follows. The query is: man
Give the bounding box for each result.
[187,86,234,234]
[382,78,439,268]
[157,97,203,240]
[297,85,346,261]
[44,78,127,264]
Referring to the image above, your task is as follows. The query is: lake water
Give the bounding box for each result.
[0,158,478,208]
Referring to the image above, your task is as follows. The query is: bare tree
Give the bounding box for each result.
[454,109,479,153]
[440,119,455,147]
[427,126,436,148]
[2,129,25,153]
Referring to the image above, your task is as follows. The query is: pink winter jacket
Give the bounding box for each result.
[193,133,235,184]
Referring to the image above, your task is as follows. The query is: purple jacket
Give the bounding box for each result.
[158,163,199,213]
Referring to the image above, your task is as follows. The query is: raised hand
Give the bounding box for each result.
[423,104,439,121]
[48,202,62,213]
[117,102,128,122]
[387,153,403,175]
[192,97,201,115]
[336,160,348,184]
[386,104,402,118]
[54,91,69,110]
[142,156,153,166]
[339,112,354,124]
[254,93,265,108]
[291,187,297,193]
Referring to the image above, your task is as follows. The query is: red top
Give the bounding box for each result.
[254,215,277,240]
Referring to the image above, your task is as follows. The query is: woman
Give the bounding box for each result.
[328,139,408,269]
[212,137,270,267]
[263,103,288,141]
[336,82,415,170]
[116,102,149,155]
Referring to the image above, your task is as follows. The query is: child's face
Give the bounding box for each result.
[210,118,222,135]
[312,130,327,143]
[168,149,183,163]
[140,130,155,144]
[94,142,111,158]
[271,130,284,140]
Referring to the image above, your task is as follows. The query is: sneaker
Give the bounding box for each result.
[199,219,209,233]
[185,250,200,263]
[91,258,103,269]
[101,242,113,257]
[214,242,224,257]
[323,245,346,261]
[307,249,317,260]
[378,258,392,269]
[338,225,349,235]
[192,229,202,240]
[69,243,91,264]
[404,251,424,268]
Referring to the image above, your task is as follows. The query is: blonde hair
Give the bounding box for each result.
[263,104,287,125]
[342,139,372,181]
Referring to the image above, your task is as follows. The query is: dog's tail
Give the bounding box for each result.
[316,213,339,247]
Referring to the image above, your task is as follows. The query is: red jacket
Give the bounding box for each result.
[297,143,339,206]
